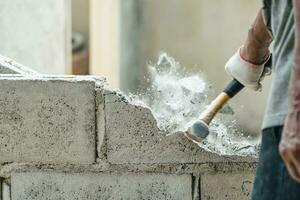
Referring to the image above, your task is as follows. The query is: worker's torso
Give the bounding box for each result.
[262,0,294,129]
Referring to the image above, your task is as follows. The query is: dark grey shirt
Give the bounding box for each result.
[262,0,295,129]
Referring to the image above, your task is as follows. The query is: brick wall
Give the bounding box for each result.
[0,58,257,200]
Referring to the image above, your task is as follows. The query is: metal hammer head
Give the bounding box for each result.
[184,120,209,143]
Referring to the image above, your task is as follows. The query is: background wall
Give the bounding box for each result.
[72,0,90,44]
[0,0,71,74]
[90,0,119,87]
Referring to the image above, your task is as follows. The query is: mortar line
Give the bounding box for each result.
[9,179,12,200]
[103,92,108,161]
[199,175,201,200]
[191,175,195,200]
[0,177,2,200]
[94,87,99,162]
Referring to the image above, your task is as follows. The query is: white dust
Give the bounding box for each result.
[130,53,260,157]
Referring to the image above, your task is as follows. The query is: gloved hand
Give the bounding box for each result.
[225,47,271,91]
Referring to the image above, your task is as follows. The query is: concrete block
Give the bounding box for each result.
[105,92,255,164]
[0,65,17,74]
[11,172,192,200]
[0,55,39,75]
[0,76,97,164]
[0,0,71,74]
[201,172,254,200]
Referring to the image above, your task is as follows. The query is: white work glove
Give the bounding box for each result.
[225,47,271,91]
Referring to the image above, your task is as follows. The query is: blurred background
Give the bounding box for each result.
[0,0,271,135]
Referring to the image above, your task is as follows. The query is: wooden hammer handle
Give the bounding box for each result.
[199,92,230,124]
[199,79,244,124]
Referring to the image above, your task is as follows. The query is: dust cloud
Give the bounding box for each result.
[130,53,260,157]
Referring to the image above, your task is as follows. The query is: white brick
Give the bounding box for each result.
[201,172,254,200]
[11,172,192,200]
[0,76,97,164]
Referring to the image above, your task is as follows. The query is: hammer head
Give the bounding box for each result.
[184,120,209,143]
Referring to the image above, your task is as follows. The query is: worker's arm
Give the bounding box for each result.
[242,9,273,64]
[280,0,300,183]
[225,9,273,91]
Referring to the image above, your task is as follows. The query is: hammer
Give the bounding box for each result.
[184,57,272,143]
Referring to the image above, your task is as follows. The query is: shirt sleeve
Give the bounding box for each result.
[262,0,272,33]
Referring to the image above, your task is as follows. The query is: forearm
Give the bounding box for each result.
[289,0,300,112]
[242,9,273,64]
[279,0,300,183]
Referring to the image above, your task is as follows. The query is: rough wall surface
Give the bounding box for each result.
[12,172,192,200]
[0,60,257,199]
[0,77,96,164]
[201,172,254,200]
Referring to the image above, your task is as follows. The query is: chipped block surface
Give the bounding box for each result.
[0,55,39,75]
[11,172,192,200]
[201,172,254,200]
[0,77,96,164]
[0,55,38,75]
[105,92,255,164]
[0,65,17,74]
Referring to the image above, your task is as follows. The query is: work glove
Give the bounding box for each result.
[225,47,271,91]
